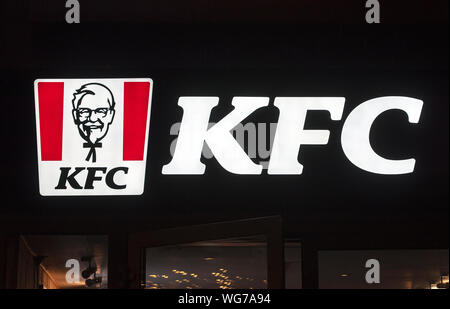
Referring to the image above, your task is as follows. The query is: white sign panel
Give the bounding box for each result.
[34,78,153,196]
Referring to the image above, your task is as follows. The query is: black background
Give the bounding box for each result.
[0,0,448,250]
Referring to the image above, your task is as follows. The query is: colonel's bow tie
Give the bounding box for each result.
[83,142,102,163]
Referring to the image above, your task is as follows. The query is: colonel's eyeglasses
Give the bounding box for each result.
[76,108,110,117]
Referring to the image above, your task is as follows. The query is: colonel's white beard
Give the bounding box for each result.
[79,123,107,144]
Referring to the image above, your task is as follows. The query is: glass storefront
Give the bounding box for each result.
[9,232,448,289]
[4,219,309,289]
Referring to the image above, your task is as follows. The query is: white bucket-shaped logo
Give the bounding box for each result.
[34,78,153,196]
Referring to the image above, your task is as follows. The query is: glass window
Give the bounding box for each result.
[318,250,449,289]
[144,236,267,289]
[17,235,108,289]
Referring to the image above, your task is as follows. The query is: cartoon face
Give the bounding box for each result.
[72,83,116,145]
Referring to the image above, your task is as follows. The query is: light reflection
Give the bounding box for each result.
[145,237,268,289]
[145,266,265,289]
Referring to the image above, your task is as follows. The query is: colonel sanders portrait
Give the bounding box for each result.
[72,83,116,162]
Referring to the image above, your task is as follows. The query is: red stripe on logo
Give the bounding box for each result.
[123,82,150,161]
[38,82,64,161]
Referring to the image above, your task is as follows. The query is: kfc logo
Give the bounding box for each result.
[163,96,423,175]
[34,78,153,196]
[72,83,116,163]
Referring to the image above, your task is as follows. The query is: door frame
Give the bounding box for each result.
[128,216,284,289]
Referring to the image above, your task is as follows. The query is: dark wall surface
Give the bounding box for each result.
[1,0,448,249]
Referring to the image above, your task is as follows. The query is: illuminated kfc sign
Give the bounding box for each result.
[163,96,423,175]
[34,78,153,196]
[34,78,423,196]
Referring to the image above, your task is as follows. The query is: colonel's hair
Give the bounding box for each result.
[72,83,115,110]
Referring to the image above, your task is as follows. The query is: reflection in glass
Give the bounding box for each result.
[318,250,449,289]
[17,235,108,289]
[145,237,267,289]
